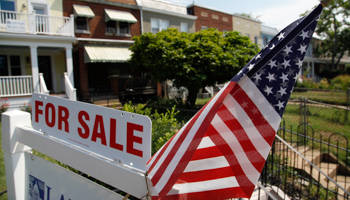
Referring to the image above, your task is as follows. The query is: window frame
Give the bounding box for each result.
[75,17,90,34]
[151,18,170,34]
[106,20,131,37]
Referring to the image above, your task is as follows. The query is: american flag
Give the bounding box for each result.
[147,4,323,200]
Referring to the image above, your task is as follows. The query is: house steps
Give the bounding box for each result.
[275,141,350,198]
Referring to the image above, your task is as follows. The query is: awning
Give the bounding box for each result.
[73,5,95,18]
[84,46,132,63]
[105,9,137,23]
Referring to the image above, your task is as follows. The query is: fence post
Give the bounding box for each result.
[346,88,349,124]
[1,110,32,199]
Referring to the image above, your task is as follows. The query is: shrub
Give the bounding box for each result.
[330,75,350,90]
[122,101,181,154]
[20,103,32,114]
[0,98,9,117]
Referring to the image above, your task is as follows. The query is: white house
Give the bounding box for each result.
[0,0,76,110]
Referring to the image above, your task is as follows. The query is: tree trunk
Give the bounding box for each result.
[186,88,199,109]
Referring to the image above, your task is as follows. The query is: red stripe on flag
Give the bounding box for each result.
[156,82,237,197]
[207,124,255,197]
[216,104,266,171]
[177,166,234,183]
[231,84,276,146]
[191,146,222,161]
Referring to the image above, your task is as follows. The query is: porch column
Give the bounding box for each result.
[30,45,40,93]
[311,61,315,79]
[65,46,74,87]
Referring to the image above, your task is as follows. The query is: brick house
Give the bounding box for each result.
[187,3,232,32]
[63,0,149,102]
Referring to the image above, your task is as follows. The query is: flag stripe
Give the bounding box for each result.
[178,166,234,183]
[184,156,229,172]
[151,82,236,197]
[216,105,266,171]
[223,92,272,159]
[191,145,222,161]
[237,76,281,132]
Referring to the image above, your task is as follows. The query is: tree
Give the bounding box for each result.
[314,0,350,70]
[129,28,259,108]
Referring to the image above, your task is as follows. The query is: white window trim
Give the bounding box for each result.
[105,21,131,37]
[151,18,170,33]
[28,0,50,16]
[180,22,188,33]
[75,17,90,34]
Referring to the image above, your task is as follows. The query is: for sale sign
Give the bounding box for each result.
[31,93,151,172]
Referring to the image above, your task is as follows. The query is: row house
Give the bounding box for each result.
[232,13,261,47]
[137,0,196,34]
[63,0,142,102]
[0,0,77,110]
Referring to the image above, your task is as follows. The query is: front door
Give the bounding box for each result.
[38,56,52,91]
[32,3,48,33]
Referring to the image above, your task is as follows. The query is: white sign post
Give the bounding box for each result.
[2,93,152,199]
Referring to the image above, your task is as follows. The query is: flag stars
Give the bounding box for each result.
[241,101,249,108]
[281,59,291,68]
[277,32,285,40]
[268,60,277,69]
[251,107,259,115]
[276,100,285,110]
[264,86,273,96]
[283,46,293,56]
[269,43,276,50]
[266,73,276,82]
[300,30,310,40]
[253,73,262,82]
[255,53,262,60]
[280,73,289,82]
[298,44,307,54]
[277,86,287,97]
[248,63,255,71]
[295,58,303,68]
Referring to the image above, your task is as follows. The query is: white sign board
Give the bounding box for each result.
[6,19,26,33]
[25,152,126,200]
[31,93,151,172]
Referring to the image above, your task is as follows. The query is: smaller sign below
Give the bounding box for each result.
[6,19,26,33]
[25,152,126,200]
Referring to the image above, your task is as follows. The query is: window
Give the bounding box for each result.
[254,36,258,45]
[76,17,89,32]
[201,12,208,17]
[212,14,219,20]
[201,26,208,30]
[0,0,15,11]
[151,18,169,34]
[106,21,130,35]
[263,37,268,46]
[0,55,21,76]
[222,17,228,22]
[181,22,188,33]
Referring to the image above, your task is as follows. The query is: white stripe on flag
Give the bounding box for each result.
[211,114,260,184]
[184,156,229,172]
[168,176,239,195]
[152,83,230,193]
[222,94,271,159]
[197,136,215,149]
[238,76,281,131]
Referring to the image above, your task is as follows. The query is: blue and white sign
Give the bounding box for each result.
[25,152,126,200]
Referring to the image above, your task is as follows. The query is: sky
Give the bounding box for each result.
[164,0,320,30]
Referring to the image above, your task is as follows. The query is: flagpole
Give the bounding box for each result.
[321,0,332,6]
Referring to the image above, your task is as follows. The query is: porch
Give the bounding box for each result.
[0,10,74,36]
[0,73,76,110]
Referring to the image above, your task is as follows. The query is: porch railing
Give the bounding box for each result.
[0,10,74,36]
[0,76,33,97]
[64,72,76,101]
[39,73,49,95]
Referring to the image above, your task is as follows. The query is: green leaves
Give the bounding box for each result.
[129,28,259,107]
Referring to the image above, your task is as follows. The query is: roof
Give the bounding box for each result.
[261,25,279,36]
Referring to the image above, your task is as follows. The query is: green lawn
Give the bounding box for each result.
[0,122,8,200]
